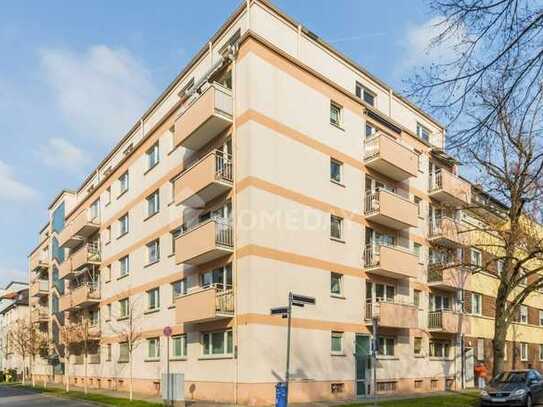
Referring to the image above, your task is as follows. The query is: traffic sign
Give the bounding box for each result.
[163,326,173,337]
[292,294,315,305]
[271,307,288,315]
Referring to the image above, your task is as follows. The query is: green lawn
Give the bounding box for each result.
[342,392,480,407]
[3,383,163,407]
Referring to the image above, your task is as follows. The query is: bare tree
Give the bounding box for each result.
[7,319,47,385]
[60,321,84,392]
[108,294,143,401]
[407,0,543,149]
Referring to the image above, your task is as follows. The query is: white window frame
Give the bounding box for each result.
[146,142,159,170]
[105,225,111,244]
[520,305,528,324]
[472,293,482,316]
[477,338,485,361]
[119,213,129,236]
[377,336,395,357]
[147,337,160,360]
[89,199,100,221]
[147,288,160,311]
[146,190,160,217]
[106,304,112,321]
[496,259,504,276]
[539,344,543,362]
[330,158,343,184]
[201,330,233,357]
[414,337,423,356]
[119,298,129,319]
[105,187,112,205]
[331,331,344,355]
[119,342,129,362]
[119,171,129,194]
[520,342,528,361]
[106,343,112,361]
[416,122,431,142]
[330,215,343,240]
[172,334,187,359]
[471,248,482,267]
[171,280,186,303]
[356,82,376,106]
[429,340,450,358]
[147,239,160,264]
[119,255,129,277]
[539,310,543,326]
[330,273,343,296]
[330,101,342,127]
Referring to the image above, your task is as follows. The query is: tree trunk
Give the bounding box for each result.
[31,356,35,387]
[129,356,133,401]
[65,353,70,392]
[493,307,508,377]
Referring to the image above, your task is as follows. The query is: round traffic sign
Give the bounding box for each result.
[163,326,172,337]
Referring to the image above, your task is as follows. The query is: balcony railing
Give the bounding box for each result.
[428,310,470,334]
[174,150,233,206]
[60,243,101,280]
[174,83,233,150]
[30,279,49,297]
[428,217,467,247]
[429,169,471,207]
[58,209,101,249]
[363,243,418,279]
[428,262,470,291]
[31,308,49,322]
[364,190,418,229]
[29,251,49,272]
[365,300,418,329]
[364,133,418,180]
[59,282,100,312]
[175,219,233,265]
[176,284,234,324]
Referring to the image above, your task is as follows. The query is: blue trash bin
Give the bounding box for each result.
[275,382,288,407]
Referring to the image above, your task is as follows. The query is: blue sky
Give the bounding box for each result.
[0,0,443,287]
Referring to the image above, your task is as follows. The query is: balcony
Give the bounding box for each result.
[429,169,471,207]
[428,264,470,291]
[59,283,100,312]
[175,219,233,265]
[59,243,101,280]
[176,285,234,324]
[364,133,418,181]
[30,279,49,297]
[174,83,233,151]
[87,325,101,340]
[428,310,470,334]
[58,209,100,249]
[364,244,418,279]
[365,301,418,329]
[364,190,418,229]
[29,251,49,273]
[31,308,49,323]
[174,150,233,207]
[428,217,467,247]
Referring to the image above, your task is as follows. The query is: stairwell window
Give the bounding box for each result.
[416,122,431,142]
[202,330,233,357]
[330,101,342,127]
[377,336,395,357]
[330,158,343,184]
[147,337,160,360]
[146,142,159,171]
[414,243,423,264]
[330,215,343,240]
[413,289,421,308]
[330,273,343,296]
[119,171,129,196]
[331,331,344,355]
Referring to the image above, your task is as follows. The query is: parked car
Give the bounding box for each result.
[480,369,543,406]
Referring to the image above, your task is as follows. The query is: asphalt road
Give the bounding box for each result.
[0,385,93,406]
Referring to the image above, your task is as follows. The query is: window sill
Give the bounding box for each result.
[117,190,128,200]
[330,179,345,188]
[117,360,129,364]
[105,279,111,284]
[168,253,175,258]
[105,201,111,207]
[105,240,111,246]
[414,354,426,359]
[117,316,129,321]
[330,237,345,244]
[330,294,345,300]
[144,358,160,362]
[168,304,176,310]
[198,355,234,361]
[330,122,345,131]
[144,308,160,315]
[170,357,187,361]
[105,318,111,323]
[376,356,399,361]
[429,357,453,361]
[331,352,346,357]
[117,274,129,281]
[143,211,159,222]
[144,162,159,176]
[144,259,160,268]
[117,232,128,240]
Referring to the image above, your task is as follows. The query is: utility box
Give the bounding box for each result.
[161,373,184,406]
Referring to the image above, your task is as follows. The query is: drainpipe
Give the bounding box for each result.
[232,49,239,407]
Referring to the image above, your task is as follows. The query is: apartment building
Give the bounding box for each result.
[25,0,543,404]
[0,282,29,374]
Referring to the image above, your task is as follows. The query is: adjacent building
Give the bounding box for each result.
[0,282,29,374]
[25,0,543,404]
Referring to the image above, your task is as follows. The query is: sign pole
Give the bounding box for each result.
[163,326,173,407]
[285,292,293,406]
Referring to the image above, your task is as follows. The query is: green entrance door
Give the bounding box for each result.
[355,335,370,397]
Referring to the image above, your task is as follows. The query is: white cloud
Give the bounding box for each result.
[401,16,464,70]
[40,45,156,145]
[0,160,38,203]
[37,137,89,172]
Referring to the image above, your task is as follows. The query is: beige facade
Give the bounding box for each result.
[25,0,543,405]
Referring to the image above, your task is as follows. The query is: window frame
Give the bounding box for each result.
[329,101,343,127]
[119,213,129,237]
[331,331,344,355]
[146,337,160,360]
[119,255,129,277]
[330,158,343,184]
[471,293,482,316]
[146,190,160,218]
[429,340,450,358]
[377,336,395,357]
[520,305,528,324]
[414,337,423,356]
[119,171,129,195]
[416,122,431,142]
[520,342,528,361]
[119,298,129,318]
[171,280,186,303]
[471,248,482,267]
[330,215,343,240]
[146,142,160,171]
[201,330,233,357]
[356,82,376,106]
[147,288,160,311]
[172,334,187,359]
[330,272,343,296]
[146,239,160,265]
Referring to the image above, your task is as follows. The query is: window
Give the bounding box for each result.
[172,280,186,302]
[414,337,423,356]
[331,331,343,354]
[330,101,342,127]
[539,344,543,361]
[146,190,160,217]
[105,187,111,205]
[119,213,129,236]
[377,336,395,357]
[356,82,376,106]
[105,264,112,282]
[520,305,528,324]
[330,273,343,296]
[106,304,112,321]
[472,293,482,315]
[413,290,421,308]
[371,283,395,303]
[539,310,543,326]
[365,123,376,138]
[119,171,129,195]
[89,309,99,326]
[147,288,160,311]
[119,342,129,362]
[202,330,233,356]
[105,226,111,243]
[429,340,450,358]
[415,151,424,172]
[496,259,504,276]
[170,228,181,254]
[201,264,232,289]
[146,142,159,170]
[330,215,343,240]
[520,342,528,361]
[471,248,482,267]
[429,294,450,311]
[330,158,343,184]
[172,335,187,359]
[414,196,423,217]
[147,239,160,264]
[477,338,485,361]
[416,123,431,142]
[89,199,100,221]
[119,255,129,277]
[106,344,112,361]
[119,298,129,318]
[414,243,423,264]
[147,337,160,360]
